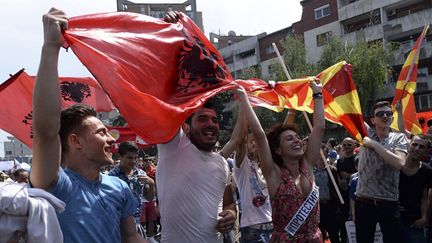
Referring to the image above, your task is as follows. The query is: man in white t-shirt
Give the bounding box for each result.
[233,132,273,242]
[157,100,237,243]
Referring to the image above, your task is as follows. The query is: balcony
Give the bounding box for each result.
[341,23,383,43]
[338,0,402,21]
[391,41,432,66]
[381,75,432,99]
[384,9,431,37]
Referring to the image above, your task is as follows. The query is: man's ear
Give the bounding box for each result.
[68,134,82,150]
[182,123,190,135]
[370,117,376,126]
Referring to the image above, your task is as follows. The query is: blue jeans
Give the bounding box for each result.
[240,224,273,243]
[402,225,426,243]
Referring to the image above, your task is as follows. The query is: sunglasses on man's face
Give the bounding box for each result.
[374,110,393,118]
[342,143,353,148]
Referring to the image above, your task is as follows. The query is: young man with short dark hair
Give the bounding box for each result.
[399,135,432,243]
[355,101,408,243]
[30,8,147,243]
[157,98,237,243]
[110,141,157,242]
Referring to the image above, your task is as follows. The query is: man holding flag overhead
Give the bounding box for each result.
[30,8,147,243]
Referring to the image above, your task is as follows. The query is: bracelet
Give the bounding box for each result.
[312,92,323,99]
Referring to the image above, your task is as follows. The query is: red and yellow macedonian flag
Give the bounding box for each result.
[391,24,429,135]
[238,61,367,142]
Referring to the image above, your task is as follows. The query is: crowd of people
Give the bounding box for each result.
[2,7,432,243]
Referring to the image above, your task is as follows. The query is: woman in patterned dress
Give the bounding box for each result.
[237,78,325,242]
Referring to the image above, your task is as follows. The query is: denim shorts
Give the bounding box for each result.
[240,223,273,243]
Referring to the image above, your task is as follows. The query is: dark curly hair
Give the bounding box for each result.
[266,123,299,167]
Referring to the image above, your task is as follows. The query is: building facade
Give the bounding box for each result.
[297,0,340,63]
[289,0,432,110]
[4,136,32,163]
[217,33,266,79]
[258,27,293,79]
[116,0,204,31]
[335,0,432,109]
[209,31,255,50]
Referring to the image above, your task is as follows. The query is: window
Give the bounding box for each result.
[122,4,128,11]
[239,49,255,59]
[415,94,432,111]
[316,32,332,46]
[266,45,275,54]
[418,67,429,77]
[5,151,12,155]
[224,56,234,64]
[150,10,165,18]
[315,4,330,20]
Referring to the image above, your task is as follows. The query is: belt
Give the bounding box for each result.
[356,196,397,206]
[320,199,331,204]
[247,222,273,231]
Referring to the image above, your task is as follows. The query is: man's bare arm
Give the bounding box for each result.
[216,184,237,233]
[31,8,68,190]
[120,216,149,243]
[219,104,246,160]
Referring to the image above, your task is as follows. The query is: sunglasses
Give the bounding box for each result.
[342,144,353,148]
[374,111,393,117]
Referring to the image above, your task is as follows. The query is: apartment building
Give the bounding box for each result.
[336,0,432,108]
[258,27,293,79]
[295,0,340,64]
[116,0,204,31]
[217,32,266,79]
[209,31,255,50]
[3,136,32,163]
[289,0,432,110]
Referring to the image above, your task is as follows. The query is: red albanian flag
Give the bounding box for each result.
[0,69,115,147]
[63,12,237,145]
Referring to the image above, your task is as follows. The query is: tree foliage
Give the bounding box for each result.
[273,36,319,79]
[238,65,261,80]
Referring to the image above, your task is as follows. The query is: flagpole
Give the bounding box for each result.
[272,42,345,205]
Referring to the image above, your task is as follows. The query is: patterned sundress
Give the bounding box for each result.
[270,165,322,243]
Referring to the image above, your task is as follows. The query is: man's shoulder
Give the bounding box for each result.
[389,131,408,143]
[101,173,129,189]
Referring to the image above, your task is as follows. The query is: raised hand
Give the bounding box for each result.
[310,77,322,94]
[42,8,68,48]
[163,11,180,23]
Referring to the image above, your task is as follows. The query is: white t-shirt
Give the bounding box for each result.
[233,156,272,227]
[156,129,230,243]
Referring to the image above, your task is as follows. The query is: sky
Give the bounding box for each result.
[0,0,302,157]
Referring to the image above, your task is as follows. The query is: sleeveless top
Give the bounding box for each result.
[270,165,322,243]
